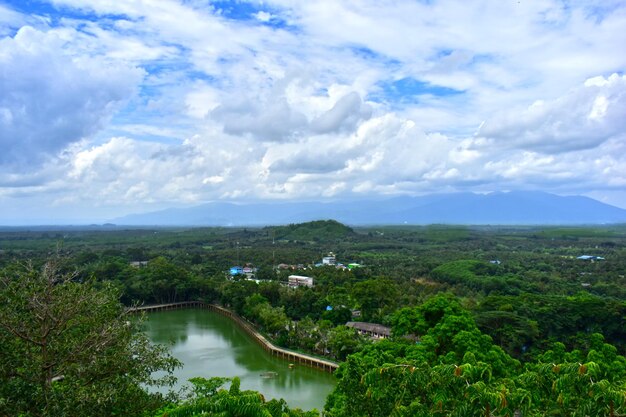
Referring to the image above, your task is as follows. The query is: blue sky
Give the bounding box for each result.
[1,0,626,224]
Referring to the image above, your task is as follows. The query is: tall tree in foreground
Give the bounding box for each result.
[0,260,180,416]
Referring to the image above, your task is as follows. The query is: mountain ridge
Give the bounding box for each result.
[111,191,626,226]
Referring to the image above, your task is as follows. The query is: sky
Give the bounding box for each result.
[1,0,625,224]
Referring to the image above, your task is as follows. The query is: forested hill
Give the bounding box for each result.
[111,191,626,226]
[268,220,355,241]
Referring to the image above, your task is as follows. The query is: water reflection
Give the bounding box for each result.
[144,309,336,411]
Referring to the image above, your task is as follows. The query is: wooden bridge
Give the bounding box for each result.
[130,301,339,373]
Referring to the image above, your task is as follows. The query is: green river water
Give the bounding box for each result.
[144,309,337,412]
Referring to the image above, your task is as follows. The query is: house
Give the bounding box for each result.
[288,275,314,288]
[577,255,605,261]
[346,322,391,339]
[277,263,306,270]
[322,252,336,265]
[130,261,149,268]
[230,266,243,276]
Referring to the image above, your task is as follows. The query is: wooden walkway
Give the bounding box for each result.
[130,301,339,373]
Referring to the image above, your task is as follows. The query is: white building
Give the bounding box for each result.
[322,252,336,265]
[288,275,314,288]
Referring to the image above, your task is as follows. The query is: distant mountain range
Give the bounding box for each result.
[111,191,626,226]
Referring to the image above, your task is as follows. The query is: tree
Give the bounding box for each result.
[352,279,398,322]
[322,306,352,326]
[0,260,180,416]
[142,256,191,303]
[156,377,319,417]
[327,325,367,360]
[288,317,319,352]
[257,303,289,337]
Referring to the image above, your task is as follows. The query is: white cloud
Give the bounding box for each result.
[211,96,308,141]
[310,92,372,134]
[0,5,22,31]
[0,26,142,169]
[2,0,626,222]
[476,74,626,153]
[185,83,221,119]
[254,11,272,22]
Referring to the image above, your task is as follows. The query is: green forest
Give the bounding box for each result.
[1,220,625,416]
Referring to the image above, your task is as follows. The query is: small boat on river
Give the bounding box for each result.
[260,371,278,378]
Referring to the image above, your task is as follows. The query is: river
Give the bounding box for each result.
[143,309,337,412]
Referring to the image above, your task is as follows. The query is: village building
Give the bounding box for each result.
[230,263,257,277]
[277,263,306,270]
[322,252,336,265]
[288,275,314,288]
[230,266,243,276]
[577,255,605,261]
[346,322,391,339]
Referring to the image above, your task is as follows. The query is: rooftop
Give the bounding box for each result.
[346,321,391,337]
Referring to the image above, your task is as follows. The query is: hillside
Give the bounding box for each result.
[268,220,355,241]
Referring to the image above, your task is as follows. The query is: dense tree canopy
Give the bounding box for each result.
[0,223,624,416]
[0,260,180,416]
[326,295,626,417]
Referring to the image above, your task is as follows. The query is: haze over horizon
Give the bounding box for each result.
[1,0,626,224]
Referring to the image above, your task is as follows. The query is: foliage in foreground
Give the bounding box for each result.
[325,295,626,417]
[0,260,180,416]
[327,355,626,417]
[155,377,318,417]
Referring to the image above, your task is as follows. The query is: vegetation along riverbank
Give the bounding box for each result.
[1,220,625,416]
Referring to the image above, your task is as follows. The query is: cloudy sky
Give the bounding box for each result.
[1,0,625,224]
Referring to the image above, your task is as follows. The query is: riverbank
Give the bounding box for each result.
[130,301,339,373]
[142,308,336,412]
